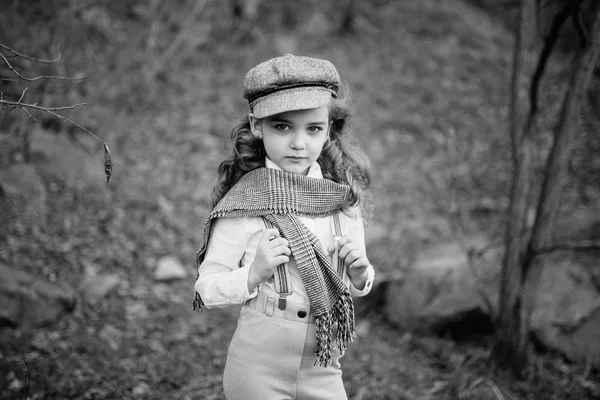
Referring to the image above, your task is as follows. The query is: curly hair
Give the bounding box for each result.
[211,96,371,211]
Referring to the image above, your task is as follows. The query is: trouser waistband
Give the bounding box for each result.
[246,291,315,324]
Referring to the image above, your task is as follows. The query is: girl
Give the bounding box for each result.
[194,54,375,400]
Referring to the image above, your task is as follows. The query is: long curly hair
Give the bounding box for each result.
[211,96,371,211]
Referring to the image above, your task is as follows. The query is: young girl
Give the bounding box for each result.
[194,54,375,400]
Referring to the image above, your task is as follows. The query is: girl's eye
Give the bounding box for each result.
[274,124,290,131]
[307,126,322,133]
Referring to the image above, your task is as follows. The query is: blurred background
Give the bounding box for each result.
[1,0,599,399]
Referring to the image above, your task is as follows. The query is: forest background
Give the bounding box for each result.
[1,0,599,399]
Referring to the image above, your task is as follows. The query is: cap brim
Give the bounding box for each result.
[251,87,333,119]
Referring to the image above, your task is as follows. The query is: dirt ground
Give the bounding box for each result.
[1,0,598,399]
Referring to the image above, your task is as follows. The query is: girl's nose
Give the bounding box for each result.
[290,133,305,150]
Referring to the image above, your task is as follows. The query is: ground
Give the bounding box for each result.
[0,0,599,399]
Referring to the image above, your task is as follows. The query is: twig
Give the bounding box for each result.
[581,356,592,381]
[20,106,37,121]
[146,0,208,78]
[0,43,61,64]
[0,131,14,142]
[17,87,28,103]
[0,52,84,82]
[487,380,506,400]
[0,95,114,185]
[536,239,600,255]
[529,0,577,115]
[20,352,30,400]
[0,99,87,112]
[572,4,589,47]
[0,99,100,141]
[457,376,485,399]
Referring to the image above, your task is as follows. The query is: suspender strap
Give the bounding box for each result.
[260,213,345,311]
[261,217,293,310]
[330,212,345,277]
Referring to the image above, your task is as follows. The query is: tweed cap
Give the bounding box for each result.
[243,54,340,119]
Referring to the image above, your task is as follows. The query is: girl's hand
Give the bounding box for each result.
[247,228,290,292]
[329,236,370,288]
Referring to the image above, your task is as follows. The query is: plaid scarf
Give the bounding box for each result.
[193,167,356,366]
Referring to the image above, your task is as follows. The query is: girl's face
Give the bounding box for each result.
[251,106,330,176]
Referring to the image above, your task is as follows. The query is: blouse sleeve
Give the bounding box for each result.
[194,217,259,308]
[345,207,375,297]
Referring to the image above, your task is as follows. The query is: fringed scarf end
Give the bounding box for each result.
[314,292,356,367]
[334,291,356,353]
[192,292,205,312]
[314,313,334,367]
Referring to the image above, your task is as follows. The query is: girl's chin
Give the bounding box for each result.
[281,164,310,175]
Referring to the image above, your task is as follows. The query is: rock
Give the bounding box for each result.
[132,382,150,397]
[149,338,166,353]
[153,255,187,281]
[99,324,123,351]
[7,371,24,392]
[0,163,47,225]
[126,300,149,321]
[0,264,76,328]
[529,251,600,366]
[81,273,121,304]
[382,238,501,333]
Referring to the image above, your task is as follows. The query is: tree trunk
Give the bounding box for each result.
[528,4,600,254]
[521,0,600,350]
[491,0,538,377]
[492,0,600,377]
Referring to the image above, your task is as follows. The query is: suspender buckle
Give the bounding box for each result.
[278,294,288,310]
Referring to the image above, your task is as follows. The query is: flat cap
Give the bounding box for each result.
[243,54,340,119]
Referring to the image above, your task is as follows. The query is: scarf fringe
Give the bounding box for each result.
[314,291,356,367]
[193,292,205,311]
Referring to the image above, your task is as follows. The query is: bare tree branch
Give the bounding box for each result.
[0,99,99,141]
[0,43,61,64]
[0,52,84,82]
[20,352,31,400]
[487,379,507,400]
[536,239,600,254]
[0,43,112,185]
[145,0,208,79]
[529,0,577,116]
[17,87,28,103]
[0,99,87,112]
[526,3,600,263]
[572,5,590,47]
[20,106,37,121]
